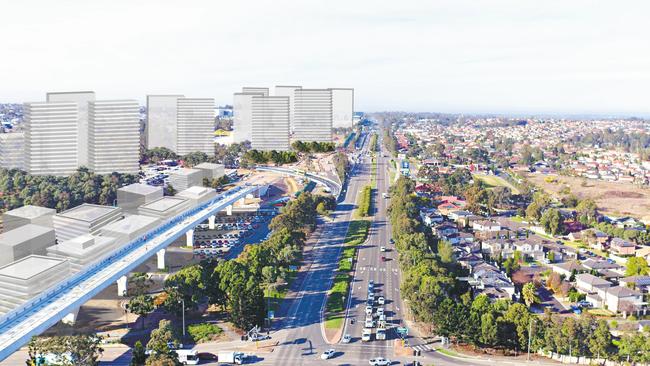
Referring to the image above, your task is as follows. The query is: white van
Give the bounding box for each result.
[176,349,199,365]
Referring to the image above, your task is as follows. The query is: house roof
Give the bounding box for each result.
[607,286,641,298]
[576,273,611,287]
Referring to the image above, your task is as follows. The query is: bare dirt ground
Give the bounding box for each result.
[525,172,650,220]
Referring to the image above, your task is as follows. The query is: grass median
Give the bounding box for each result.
[324,219,371,329]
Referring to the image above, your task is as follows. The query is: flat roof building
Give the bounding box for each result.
[117,183,164,214]
[88,100,140,174]
[46,91,96,167]
[241,87,269,96]
[330,88,354,129]
[251,96,290,151]
[233,93,264,143]
[2,205,56,232]
[53,204,123,242]
[168,168,203,192]
[0,224,56,267]
[146,95,184,151]
[24,101,79,176]
[194,162,225,181]
[293,89,333,143]
[177,98,215,156]
[176,186,217,207]
[0,132,25,170]
[0,255,70,314]
[274,86,301,132]
[46,234,117,273]
[138,196,191,219]
[99,215,160,245]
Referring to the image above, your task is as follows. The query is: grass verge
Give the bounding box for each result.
[324,220,371,329]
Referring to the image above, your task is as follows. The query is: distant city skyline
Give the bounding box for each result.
[1,1,649,116]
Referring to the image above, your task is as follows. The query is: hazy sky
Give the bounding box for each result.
[2,1,649,115]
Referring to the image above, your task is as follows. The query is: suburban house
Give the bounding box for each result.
[582,258,623,273]
[604,286,645,314]
[636,246,650,262]
[473,219,503,240]
[610,237,636,256]
[575,273,612,294]
[481,240,516,259]
[432,223,458,237]
[420,209,444,226]
[551,261,587,277]
[620,276,650,293]
[513,241,545,261]
[469,262,516,301]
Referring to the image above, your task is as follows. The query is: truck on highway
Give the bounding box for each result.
[176,349,199,365]
[217,351,247,364]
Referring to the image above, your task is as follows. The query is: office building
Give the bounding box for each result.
[168,168,203,191]
[46,91,95,167]
[88,100,140,174]
[138,196,190,219]
[53,204,123,242]
[0,255,70,314]
[99,215,160,246]
[176,186,217,207]
[233,93,263,143]
[293,89,333,143]
[117,183,164,214]
[2,205,55,232]
[24,101,79,176]
[251,96,290,151]
[146,95,184,151]
[241,87,269,96]
[0,224,56,267]
[0,132,25,170]
[46,235,118,273]
[194,162,225,180]
[330,88,354,129]
[275,86,301,132]
[176,98,215,156]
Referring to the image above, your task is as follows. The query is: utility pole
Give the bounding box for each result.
[527,318,532,361]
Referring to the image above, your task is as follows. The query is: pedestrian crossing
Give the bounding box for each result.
[359,266,387,272]
[411,343,433,352]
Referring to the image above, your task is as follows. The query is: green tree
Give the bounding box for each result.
[437,240,454,264]
[576,198,598,224]
[127,295,154,330]
[625,257,650,277]
[541,208,564,235]
[522,283,541,307]
[130,340,147,366]
[588,320,611,360]
[147,320,179,355]
[480,312,498,346]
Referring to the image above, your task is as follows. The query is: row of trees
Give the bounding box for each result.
[291,141,335,153]
[27,334,104,366]
[143,142,252,168]
[332,152,350,183]
[240,149,298,166]
[134,193,334,331]
[382,128,397,154]
[369,133,378,152]
[0,167,139,212]
[356,185,372,217]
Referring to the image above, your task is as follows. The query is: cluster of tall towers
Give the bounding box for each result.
[2,91,141,176]
[232,86,354,151]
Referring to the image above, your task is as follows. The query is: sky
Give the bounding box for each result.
[1,1,649,116]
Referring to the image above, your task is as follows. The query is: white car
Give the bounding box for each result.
[369,357,391,366]
[342,334,351,343]
[377,296,385,305]
[376,307,384,317]
[364,319,376,328]
[362,329,372,342]
[365,305,373,315]
[380,246,386,252]
[320,349,335,360]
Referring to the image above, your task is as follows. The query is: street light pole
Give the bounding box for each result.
[527,318,532,361]
[179,298,186,338]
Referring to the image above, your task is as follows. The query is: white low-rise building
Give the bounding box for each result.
[168,168,203,192]
[99,215,160,246]
[138,196,191,220]
[117,183,164,214]
[53,204,123,242]
[2,205,55,232]
[0,224,56,267]
[46,234,118,273]
[0,255,70,314]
